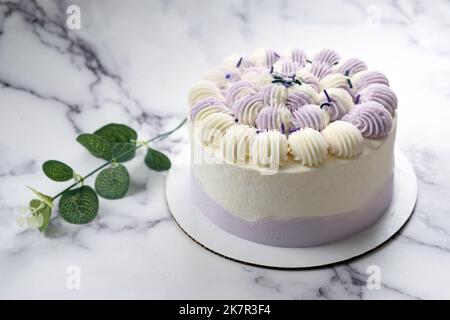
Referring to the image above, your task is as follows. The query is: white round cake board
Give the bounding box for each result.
[166,146,417,269]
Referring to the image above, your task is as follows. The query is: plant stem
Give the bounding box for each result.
[51,118,187,201]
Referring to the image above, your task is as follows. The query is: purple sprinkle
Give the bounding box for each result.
[274,52,280,58]
[270,66,274,74]
[225,73,231,80]
[355,94,361,104]
[320,102,331,109]
[323,90,331,103]
[236,57,243,68]
[288,127,301,134]
[347,78,353,89]
[280,123,285,134]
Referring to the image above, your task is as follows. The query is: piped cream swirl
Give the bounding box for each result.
[321,121,363,159]
[221,125,257,164]
[288,128,328,167]
[251,130,288,170]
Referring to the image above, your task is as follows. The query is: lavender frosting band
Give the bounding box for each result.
[191,173,394,247]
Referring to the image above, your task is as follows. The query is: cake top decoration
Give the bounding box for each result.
[189,48,397,169]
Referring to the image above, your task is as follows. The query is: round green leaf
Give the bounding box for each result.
[94,123,137,144]
[77,134,112,160]
[95,164,130,200]
[29,199,52,232]
[58,186,99,224]
[145,148,171,171]
[111,142,136,162]
[42,160,74,182]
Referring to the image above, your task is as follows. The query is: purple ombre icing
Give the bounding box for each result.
[342,102,393,138]
[276,61,300,75]
[255,106,291,131]
[233,93,264,123]
[285,91,314,111]
[266,49,281,67]
[337,58,368,76]
[292,104,328,131]
[225,81,255,106]
[261,83,287,106]
[309,62,332,80]
[313,48,340,65]
[190,97,229,120]
[288,48,307,67]
[355,71,390,91]
[359,84,398,115]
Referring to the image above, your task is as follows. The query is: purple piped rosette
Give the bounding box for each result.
[354,71,390,92]
[313,48,341,66]
[358,84,398,115]
[290,48,307,67]
[225,81,255,106]
[342,102,393,138]
[266,49,281,67]
[309,62,332,80]
[233,93,264,123]
[336,58,368,77]
[190,97,229,120]
[285,91,314,112]
[191,47,397,146]
[292,104,328,131]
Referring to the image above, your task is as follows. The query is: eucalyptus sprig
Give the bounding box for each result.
[18,119,187,232]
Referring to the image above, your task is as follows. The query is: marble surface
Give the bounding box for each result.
[0,0,449,300]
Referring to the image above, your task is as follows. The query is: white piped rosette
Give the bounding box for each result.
[187,47,398,170]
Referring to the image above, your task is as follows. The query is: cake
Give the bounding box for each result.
[188,48,398,247]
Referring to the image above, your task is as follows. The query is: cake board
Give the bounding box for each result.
[165,146,417,269]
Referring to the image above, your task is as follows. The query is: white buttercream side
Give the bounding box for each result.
[191,119,396,221]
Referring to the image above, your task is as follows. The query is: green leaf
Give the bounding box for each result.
[144,148,171,171]
[58,186,99,224]
[29,199,52,232]
[95,164,130,199]
[27,186,53,208]
[42,160,74,182]
[111,142,136,162]
[77,134,112,160]
[94,123,137,144]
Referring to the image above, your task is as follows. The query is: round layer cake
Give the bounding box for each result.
[188,47,398,247]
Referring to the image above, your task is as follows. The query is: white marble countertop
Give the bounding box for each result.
[1,0,450,299]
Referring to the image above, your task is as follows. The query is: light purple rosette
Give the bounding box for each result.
[255,106,292,131]
[309,62,332,80]
[358,84,398,115]
[355,71,390,91]
[312,48,340,65]
[342,102,393,138]
[336,58,368,76]
[291,104,328,131]
[190,97,229,120]
[225,81,255,106]
[289,48,307,67]
[233,93,264,123]
[266,49,281,66]
[285,91,314,112]
[276,61,300,76]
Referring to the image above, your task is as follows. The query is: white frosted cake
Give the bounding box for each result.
[188,48,398,247]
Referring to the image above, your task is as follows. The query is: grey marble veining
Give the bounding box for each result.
[0,0,450,299]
